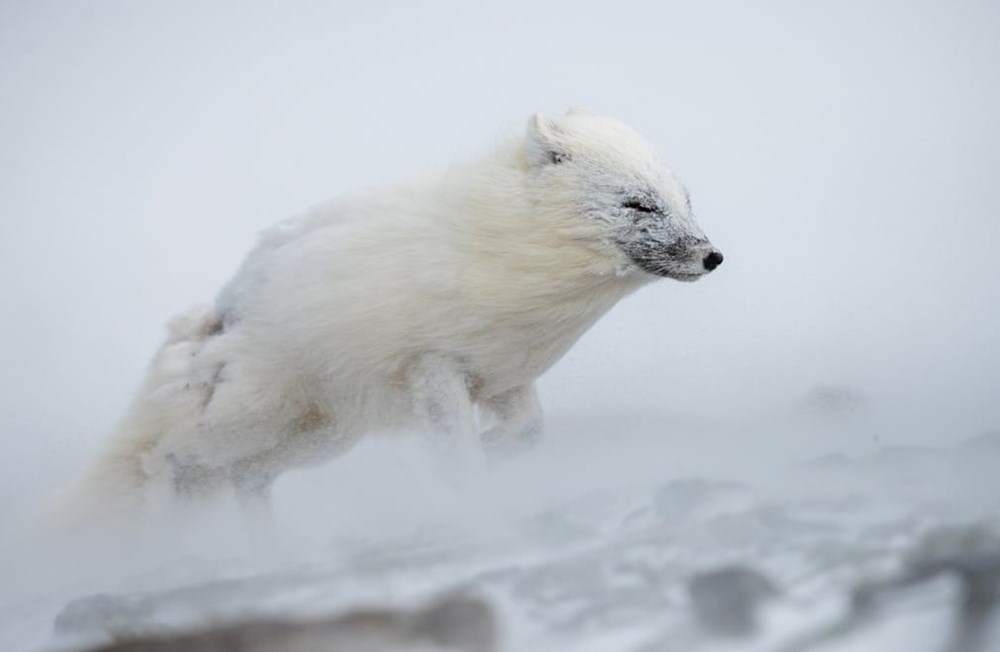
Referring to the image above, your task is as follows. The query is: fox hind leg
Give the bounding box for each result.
[168,454,228,502]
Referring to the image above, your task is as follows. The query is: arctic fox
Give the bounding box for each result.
[70,109,723,521]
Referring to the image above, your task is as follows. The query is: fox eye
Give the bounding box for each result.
[622,199,657,214]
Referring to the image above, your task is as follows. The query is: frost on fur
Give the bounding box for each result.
[64,109,723,524]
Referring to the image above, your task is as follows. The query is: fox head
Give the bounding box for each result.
[524,109,722,282]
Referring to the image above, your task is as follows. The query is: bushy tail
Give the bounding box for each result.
[43,305,222,530]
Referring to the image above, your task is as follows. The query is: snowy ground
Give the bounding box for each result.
[2,410,998,652]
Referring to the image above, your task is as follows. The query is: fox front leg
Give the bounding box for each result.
[407,353,485,468]
[480,383,543,460]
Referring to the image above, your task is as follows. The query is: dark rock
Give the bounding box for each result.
[842,526,1000,652]
[81,593,497,652]
[908,525,1000,652]
[688,566,779,637]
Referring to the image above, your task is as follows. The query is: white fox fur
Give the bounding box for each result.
[66,109,722,522]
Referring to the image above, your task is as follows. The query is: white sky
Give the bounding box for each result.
[1,0,999,510]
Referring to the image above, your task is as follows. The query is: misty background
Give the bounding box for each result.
[2,0,999,524]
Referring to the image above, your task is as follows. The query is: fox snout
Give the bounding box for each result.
[702,250,724,271]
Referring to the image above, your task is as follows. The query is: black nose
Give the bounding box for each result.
[703,250,724,271]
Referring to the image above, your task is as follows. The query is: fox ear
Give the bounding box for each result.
[526,113,570,167]
[566,106,595,117]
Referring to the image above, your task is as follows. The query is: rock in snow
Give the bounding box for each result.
[79,594,495,652]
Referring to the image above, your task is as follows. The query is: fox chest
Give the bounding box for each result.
[456,297,620,399]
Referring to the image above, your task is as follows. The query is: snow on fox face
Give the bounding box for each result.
[525,109,722,281]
